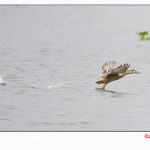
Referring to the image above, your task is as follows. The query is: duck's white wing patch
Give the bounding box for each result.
[102,61,116,75]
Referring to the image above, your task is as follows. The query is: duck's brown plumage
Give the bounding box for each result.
[96,61,140,90]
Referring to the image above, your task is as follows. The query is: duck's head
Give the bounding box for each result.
[126,69,141,74]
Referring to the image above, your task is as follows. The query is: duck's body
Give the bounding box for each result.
[96,73,124,84]
[96,61,140,90]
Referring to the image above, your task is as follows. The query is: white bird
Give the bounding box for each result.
[0,77,6,86]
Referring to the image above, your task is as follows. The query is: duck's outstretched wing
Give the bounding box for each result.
[102,61,116,74]
[109,63,130,75]
[102,61,130,76]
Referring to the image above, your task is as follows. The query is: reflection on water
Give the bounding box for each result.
[95,87,131,98]
[0,6,150,131]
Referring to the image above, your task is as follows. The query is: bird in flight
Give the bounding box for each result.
[96,61,140,91]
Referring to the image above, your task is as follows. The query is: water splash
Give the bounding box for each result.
[47,82,62,90]
[0,76,6,86]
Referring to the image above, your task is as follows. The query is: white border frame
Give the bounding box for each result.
[0,0,150,4]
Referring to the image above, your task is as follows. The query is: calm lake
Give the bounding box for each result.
[0,5,150,131]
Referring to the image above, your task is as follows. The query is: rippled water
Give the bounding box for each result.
[0,6,150,131]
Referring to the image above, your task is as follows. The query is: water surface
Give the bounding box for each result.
[0,6,150,131]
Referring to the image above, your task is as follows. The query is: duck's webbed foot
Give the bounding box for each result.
[102,83,106,91]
